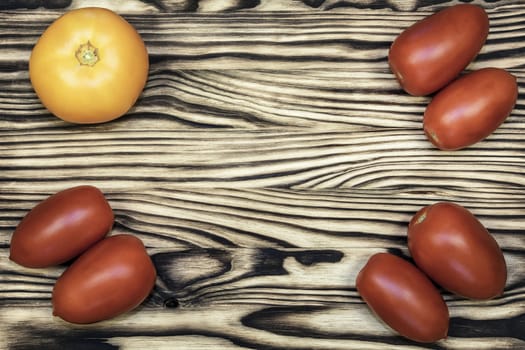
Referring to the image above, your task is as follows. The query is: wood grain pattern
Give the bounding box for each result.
[1,243,524,349]
[1,0,524,349]
[1,128,525,190]
[3,0,525,12]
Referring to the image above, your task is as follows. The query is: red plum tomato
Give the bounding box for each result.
[423,68,518,150]
[356,252,449,343]
[52,234,157,324]
[389,4,489,96]
[9,185,113,268]
[408,202,507,299]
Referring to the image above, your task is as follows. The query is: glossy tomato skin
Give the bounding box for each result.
[52,234,156,324]
[423,68,518,150]
[29,7,149,124]
[9,185,113,268]
[389,4,489,96]
[356,253,449,343]
[408,202,507,299]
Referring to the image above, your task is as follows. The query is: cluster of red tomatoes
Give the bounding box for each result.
[355,4,514,343]
[356,202,507,342]
[389,4,518,150]
[9,185,156,324]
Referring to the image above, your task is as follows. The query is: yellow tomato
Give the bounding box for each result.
[29,7,149,124]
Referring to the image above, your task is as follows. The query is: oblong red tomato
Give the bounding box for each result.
[52,234,156,324]
[408,202,507,299]
[356,253,449,343]
[389,4,489,96]
[9,185,113,268]
[423,68,518,150]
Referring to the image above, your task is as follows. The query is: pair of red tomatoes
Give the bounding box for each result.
[389,4,518,150]
[9,185,156,324]
[356,202,507,343]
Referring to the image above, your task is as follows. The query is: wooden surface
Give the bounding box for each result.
[1,0,524,349]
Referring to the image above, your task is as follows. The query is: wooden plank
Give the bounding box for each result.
[2,188,524,249]
[1,68,524,129]
[0,9,524,129]
[1,246,524,349]
[1,128,524,190]
[1,0,523,12]
[0,8,524,70]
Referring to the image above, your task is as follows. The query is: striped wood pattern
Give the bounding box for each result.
[1,1,524,349]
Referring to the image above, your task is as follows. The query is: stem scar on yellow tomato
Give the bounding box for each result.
[76,41,99,66]
[29,7,149,124]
